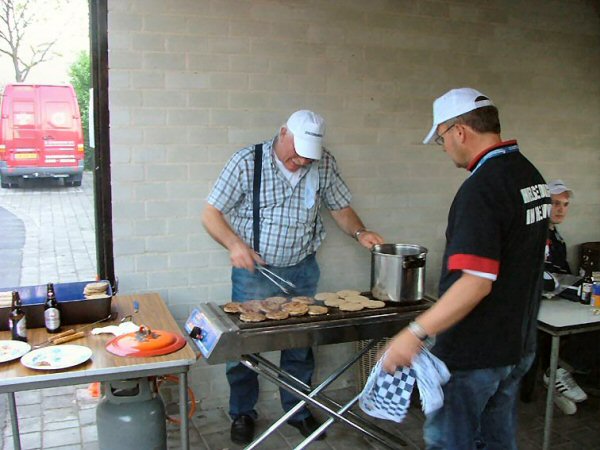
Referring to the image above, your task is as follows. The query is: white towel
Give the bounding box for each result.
[359,348,450,423]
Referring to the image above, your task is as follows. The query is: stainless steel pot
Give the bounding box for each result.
[370,244,427,302]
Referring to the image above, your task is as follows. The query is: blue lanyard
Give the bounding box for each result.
[470,144,519,175]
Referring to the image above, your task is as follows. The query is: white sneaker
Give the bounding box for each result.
[543,367,588,402]
[553,392,577,415]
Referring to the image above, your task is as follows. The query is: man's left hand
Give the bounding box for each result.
[357,230,384,249]
[381,328,423,373]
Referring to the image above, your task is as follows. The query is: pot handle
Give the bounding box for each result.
[403,257,425,269]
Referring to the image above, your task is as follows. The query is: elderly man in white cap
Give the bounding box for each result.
[383,88,550,449]
[202,109,383,445]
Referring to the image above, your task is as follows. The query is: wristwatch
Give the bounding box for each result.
[353,227,367,240]
[407,321,429,341]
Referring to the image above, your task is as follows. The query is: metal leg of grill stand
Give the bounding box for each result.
[242,339,377,449]
[295,392,362,450]
[241,340,407,449]
[251,352,407,448]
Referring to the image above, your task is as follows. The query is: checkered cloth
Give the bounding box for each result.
[359,348,450,423]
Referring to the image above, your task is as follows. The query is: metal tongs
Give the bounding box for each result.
[255,264,296,295]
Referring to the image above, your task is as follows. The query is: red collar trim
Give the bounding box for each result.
[466,139,518,172]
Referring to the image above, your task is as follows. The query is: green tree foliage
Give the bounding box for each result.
[68,50,92,170]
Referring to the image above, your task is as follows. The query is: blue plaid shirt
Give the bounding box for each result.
[207,137,352,267]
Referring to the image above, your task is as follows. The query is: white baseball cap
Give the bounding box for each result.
[547,179,574,197]
[286,110,325,160]
[423,88,494,144]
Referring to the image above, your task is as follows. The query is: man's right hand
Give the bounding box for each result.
[201,204,266,271]
[229,241,265,271]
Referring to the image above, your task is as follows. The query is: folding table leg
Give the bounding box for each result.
[543,334,560,450]
[178,371,189,450]
[8,392,22,450]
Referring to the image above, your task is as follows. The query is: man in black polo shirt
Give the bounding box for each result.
[383,88,550,449]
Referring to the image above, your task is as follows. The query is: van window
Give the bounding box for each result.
[14,102,35,128]
[46,102,73,129]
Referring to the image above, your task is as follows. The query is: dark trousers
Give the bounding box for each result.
[227,254,320,421]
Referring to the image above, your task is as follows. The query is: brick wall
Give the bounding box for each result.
[107,0,600,408]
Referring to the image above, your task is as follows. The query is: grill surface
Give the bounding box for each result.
[185,294,433,364]
[229,298,430,329]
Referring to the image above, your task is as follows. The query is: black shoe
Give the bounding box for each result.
[287,415,326,440]
[231,415,255,445]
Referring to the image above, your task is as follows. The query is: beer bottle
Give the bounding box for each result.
[9,291,27,342]
[579,273,593,305]
[44,282,61,333]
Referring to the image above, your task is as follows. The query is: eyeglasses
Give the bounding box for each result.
[434,124,456,145]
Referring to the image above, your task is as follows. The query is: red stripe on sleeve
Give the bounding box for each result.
[448,254,500,275]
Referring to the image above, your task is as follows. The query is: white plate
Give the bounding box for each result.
[20,345,92,370]
[0,340,31,363]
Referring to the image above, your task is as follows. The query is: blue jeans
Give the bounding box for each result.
[424,352,535,450]
[226,254,320,421]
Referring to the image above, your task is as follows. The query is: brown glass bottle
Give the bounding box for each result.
[9,291,27,342]
[44,282,61,333]
[579,273,593,305]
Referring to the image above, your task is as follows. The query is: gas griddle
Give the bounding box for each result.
[185,295,434,449]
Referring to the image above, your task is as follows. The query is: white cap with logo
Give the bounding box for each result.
[423,88,494,144]
[547,179,574,197]
[286,110,325,160]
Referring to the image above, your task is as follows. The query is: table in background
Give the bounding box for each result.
[537,297,600,450]
[0,293,197,450]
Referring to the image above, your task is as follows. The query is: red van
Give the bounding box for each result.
[0,83,84,188]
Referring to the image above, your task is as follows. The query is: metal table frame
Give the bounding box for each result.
[537,298,600,450]
[0,293,197,450]
[242,338,409,450]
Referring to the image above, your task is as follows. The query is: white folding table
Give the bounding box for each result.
[0,293,197,450]
[536,297,600,450]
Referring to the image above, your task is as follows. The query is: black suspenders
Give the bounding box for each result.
[252,144,263,253]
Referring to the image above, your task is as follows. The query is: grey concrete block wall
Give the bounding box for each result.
[107,0,600,410]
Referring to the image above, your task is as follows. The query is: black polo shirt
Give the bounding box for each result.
[433,141,550,370]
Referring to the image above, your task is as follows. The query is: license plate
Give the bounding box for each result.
[15,153,37,160]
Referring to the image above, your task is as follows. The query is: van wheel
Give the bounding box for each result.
[1,176,13,188]
[67,175,82,187]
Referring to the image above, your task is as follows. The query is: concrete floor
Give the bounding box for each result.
[1,377,599,449]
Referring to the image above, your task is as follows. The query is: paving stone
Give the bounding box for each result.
[42,428,80,448]
[44,420,79,431]
[42,407,78,424]
[80,425,97,443]
[78,408,96,427]
[2,417,41,436]
[14,392,42,406]
[43,445,82,450]
[42,387,76,398]
[10,404,42,420]
[41,396,75,409]
[189,407,231,434]
[3,431,41,450]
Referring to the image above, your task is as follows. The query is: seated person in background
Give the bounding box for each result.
[522,179,588,413]
[545,179,572,274]
[542,179,576,293]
